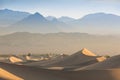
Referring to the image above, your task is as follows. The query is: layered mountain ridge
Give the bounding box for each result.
[0,9,120,34]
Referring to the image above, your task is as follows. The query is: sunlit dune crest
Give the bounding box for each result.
[25,55,31,60]
[0,48,120,80]
[9,56,23,63]
[81,48,97,56]
[96,56,107,62]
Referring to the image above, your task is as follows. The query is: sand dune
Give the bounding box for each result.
[96,56,107,62]
[81,48,97,56]
[75,55,120,70]
[0,62,63,80]
[24,54,69,67]
[1,62,120,80]
[0,68,23,80]
[25,48,106,70]
[9,55,23,63]
[42,48,103,67]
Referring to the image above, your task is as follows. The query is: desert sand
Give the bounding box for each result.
[1,62,120,80]
[25,48,106,69]
[1,48,120,80]
[75,55,120,70]
[0,68,23,80]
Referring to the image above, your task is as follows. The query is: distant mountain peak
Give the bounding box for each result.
[21,12,47,22]
[2,8,11,10]
[3,8,11,11]
[0,8,13,12]
[34,12,41,16]
[0,9,30,27]
[0,9,30,14]
[32,12,43,17]
[81,12,119,19]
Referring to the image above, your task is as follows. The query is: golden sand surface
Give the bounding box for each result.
[0,68,23,80]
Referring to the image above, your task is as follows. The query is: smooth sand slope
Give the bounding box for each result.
[47,48,106,67]
[75,55,120,70]
[1,62,120,80]
[0,68,23,80]
[0,62,63,80]
[24,54,68,67]
[26,48,103,68]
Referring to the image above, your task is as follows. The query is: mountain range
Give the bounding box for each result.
[0,32,120,55]
[0,9,120,35]
[0,9,30,27]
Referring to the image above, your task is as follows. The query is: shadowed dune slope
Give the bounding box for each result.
[75,55,120,70]
[24,54,69,67]
[42,48,102,67]
[0,62,64,80]
[25,48,105,68]
[1,62,120,80]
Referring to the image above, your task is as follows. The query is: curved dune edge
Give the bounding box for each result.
[9,56,23,63]
[25,56,31,60]
[46,67,64,70]
[96,56,107,62]
[25,48,99,68]
[81,48,97,56]
[0,68,23,80]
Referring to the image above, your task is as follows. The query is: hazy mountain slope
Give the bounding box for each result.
[70,13,120,34]
[0,12,73,34]
[0,9,30,27]
[2,12,61,33]
[46,16,57,21]
[46,16,74,32]
[0,32,120,55]
[1,9,120,34]
[58,16,75,23]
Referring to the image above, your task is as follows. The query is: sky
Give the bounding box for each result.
[0,0,120,19]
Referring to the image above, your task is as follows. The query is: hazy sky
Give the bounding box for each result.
[0,0,120,18]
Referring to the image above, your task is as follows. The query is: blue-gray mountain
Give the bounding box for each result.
[10,12,62,33]
[0,9,30,27]
[0,9,120,34]
[58,16,75,23]
[0,10,70,34]
[46,16,58,21]
[70,13,120,34]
